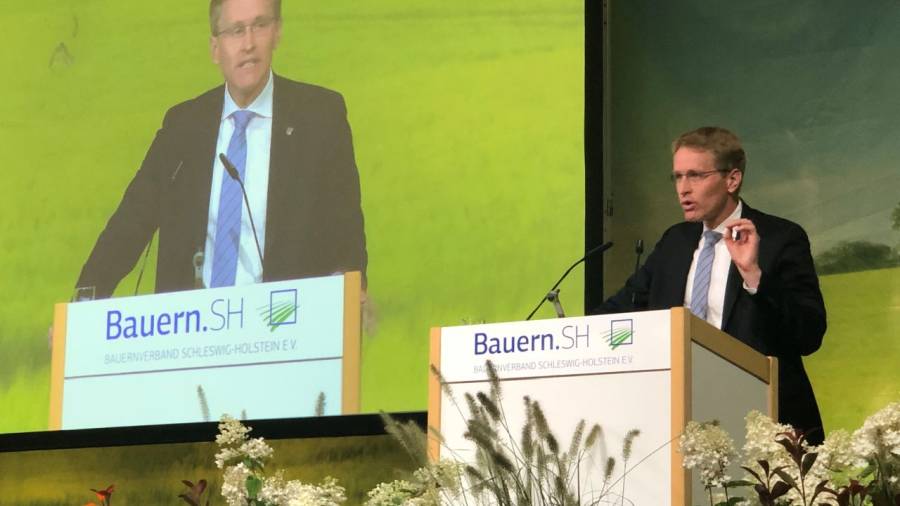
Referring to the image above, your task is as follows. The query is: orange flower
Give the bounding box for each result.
[89,484,114,502]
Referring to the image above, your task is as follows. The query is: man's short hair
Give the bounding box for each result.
[672,126,747,174]
[209,0,282,34]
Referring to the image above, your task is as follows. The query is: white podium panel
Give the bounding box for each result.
[50,272,361,430]
[429,308,776,506]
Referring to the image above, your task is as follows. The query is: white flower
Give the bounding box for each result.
[817,429,864,472]
[412,459,463,494]
[679,420,737,488]
[240,437,275,462]
[217,414,252,447]
[258,475,346,506]
[221,462,251,506]
[742,410,793,468]
[851,401,900,461]
[215,447,243,469]
[364,479,421,506]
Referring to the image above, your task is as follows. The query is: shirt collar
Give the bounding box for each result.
[706,200,743,235]
[222,70,274,120]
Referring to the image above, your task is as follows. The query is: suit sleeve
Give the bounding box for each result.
[75,112,175,298]
[751,224,826,356]
[592,230,670,314]
[321,94,368,286]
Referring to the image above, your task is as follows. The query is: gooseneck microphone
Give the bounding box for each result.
[631,239,645,307]
[633,239,644,276]
[525,241,614,320]
[218,153,265,269]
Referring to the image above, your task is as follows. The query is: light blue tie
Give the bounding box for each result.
[689,230,722,320]
[211,110,255,288]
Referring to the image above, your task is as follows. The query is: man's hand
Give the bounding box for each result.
[724,218,762,290]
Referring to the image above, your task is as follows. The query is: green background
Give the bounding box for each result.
[0,435,414,505]
[606,0,900,433]
[0,0,584,433]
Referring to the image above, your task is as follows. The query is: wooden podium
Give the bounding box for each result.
[429,308,777,505]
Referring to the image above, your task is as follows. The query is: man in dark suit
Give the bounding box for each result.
[77,0,366,298]
[595,127,826,444]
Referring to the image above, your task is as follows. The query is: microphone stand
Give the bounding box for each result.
[525,241,613,320]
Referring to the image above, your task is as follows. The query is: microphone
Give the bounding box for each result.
[631,239,644,306]
[525,241,613,320]
[633,239,644,276]
[133,235,155,296]
[218,153,265,271]
[193,247,205,289]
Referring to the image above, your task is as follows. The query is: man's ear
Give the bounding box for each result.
[210,35,220,65]
[727,168,743,194]
[273,19,283,50]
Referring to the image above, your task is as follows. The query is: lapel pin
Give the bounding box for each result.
[286,127,294,136]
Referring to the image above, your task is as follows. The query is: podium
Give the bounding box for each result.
[429,308,777,505]
[49,272,362,430]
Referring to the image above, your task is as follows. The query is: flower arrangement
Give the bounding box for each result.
[214,415,346,506]
[367,361,645,505]
[680,401,900,506]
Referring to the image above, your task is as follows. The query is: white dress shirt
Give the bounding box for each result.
[202,71,274,287]
[683,201,743,329]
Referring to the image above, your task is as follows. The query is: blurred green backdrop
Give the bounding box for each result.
[0,0,584,432]
[605,0,900,433]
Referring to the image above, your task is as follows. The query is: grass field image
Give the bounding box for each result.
[0,0,584,433]
[0,434,414,505]
[808,266,900,432]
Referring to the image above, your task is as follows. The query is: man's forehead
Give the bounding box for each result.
[673,147,715,169]
[220,0,276,20]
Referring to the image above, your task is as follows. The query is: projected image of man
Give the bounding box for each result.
[594,127,827,444]
[76,0,367,297]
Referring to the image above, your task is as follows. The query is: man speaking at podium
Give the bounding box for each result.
[595,127,826,444]
[76,0,367,298]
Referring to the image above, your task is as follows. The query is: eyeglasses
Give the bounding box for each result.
[215,16,277,39]
[670,169,728,184]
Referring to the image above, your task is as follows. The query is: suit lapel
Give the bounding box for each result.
[187,90,224,251]
[721,202,753,328]
[166,87,223,254]
[265,74,305,276]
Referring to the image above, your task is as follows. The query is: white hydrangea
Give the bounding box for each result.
[851,401,900,461]
[240,437,275,462]
[217,414,252,446]
[679,421,737,488]
[257,475,346,506]
[740,411,843,506]
[818,429,864,473]
[364,479,421,506]
[215,446,244,469]
[412,459,464,494]
[742,410,793,468]
[221,462,252,506]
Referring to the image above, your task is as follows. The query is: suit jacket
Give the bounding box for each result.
[77,75,367,297]
[594,203,826,443]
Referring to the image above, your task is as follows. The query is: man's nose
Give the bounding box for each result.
[240,29,257,50]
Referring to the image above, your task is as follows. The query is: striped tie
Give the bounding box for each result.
[210,110,255,288]
[689,230,722,320]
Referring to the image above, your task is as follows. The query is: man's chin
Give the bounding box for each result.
[683,212,702,223]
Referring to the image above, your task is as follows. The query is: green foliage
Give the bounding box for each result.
[814,240,900,275]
